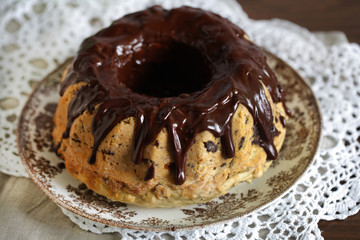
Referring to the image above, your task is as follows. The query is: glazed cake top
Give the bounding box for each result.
[59,6,288,185]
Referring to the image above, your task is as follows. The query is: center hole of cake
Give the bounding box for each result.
[125,42,213,98]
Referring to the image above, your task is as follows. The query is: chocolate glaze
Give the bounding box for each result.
[57,6,288,185]
[280,115,287,127]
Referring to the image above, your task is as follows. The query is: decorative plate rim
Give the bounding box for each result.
[17,51,322,232]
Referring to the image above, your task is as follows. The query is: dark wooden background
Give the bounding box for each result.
[240,0,360,43]
[239,1,360,239]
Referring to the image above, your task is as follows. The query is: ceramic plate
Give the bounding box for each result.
[18,52,321,231]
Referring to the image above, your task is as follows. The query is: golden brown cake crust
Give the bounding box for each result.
[52,66,287,207]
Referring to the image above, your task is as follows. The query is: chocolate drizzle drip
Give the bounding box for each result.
[280,115,287,127]
[56,6,288,185]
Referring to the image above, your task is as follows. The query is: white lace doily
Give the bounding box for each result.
[1,0,359,239]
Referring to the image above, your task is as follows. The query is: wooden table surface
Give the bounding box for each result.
[239,1,360,239]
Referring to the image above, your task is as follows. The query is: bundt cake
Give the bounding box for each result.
[52,6,289,207]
